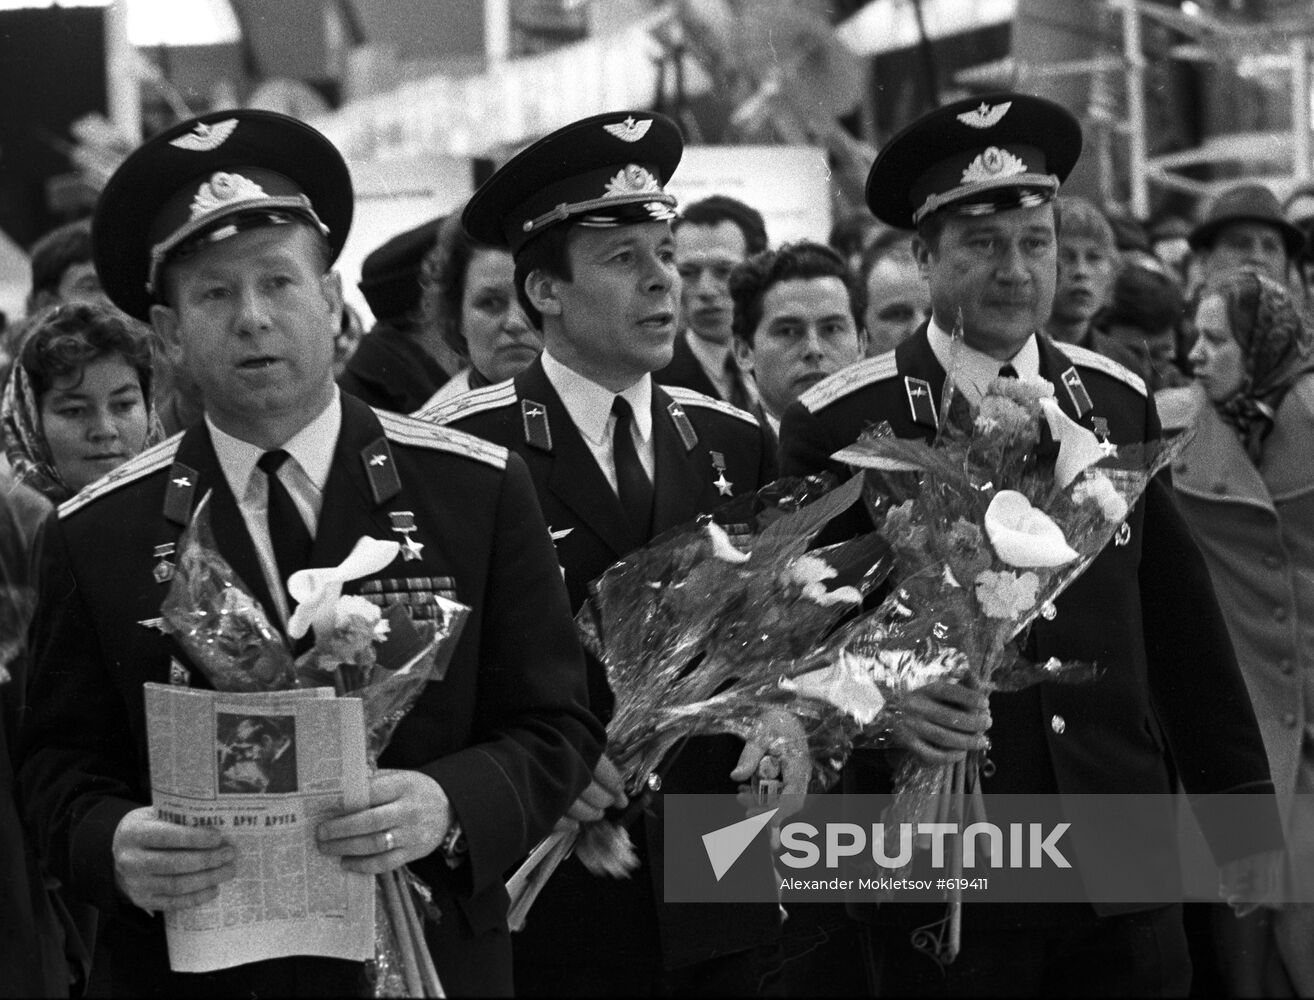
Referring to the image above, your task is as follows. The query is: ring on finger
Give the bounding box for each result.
[383,829,396,853]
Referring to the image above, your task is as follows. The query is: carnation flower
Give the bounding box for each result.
[974,569,1041,619]
[974,395,1034,439]
[986,372,1054,406]
[1072,472,1129,522]
[883,500,929,557]
[783,554,863,606]
[943,518,993,581]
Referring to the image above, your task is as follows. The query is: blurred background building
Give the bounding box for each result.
[1,0,1313,320]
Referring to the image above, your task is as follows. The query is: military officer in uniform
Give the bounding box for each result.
[778,92,1284,995]
[418,111,785,995]
[18,109,601,997]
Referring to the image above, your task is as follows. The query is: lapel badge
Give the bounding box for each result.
[388,510,425,561]
[1092,416,1118,457]
[904,376,938,428]
[710,451,734,497]
[667,401,699,452]
[361,437,402,504]
[163,462,198,527]
[152,543,177,584]
[1060,367,1094,419]
[522,399,553,452]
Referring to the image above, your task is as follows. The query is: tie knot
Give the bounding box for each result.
[257,449,292,475]
[611,396,635,423]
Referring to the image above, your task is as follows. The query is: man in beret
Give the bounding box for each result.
[18,109,601,996]
[779,91,1283,995]
[418,111,789,996]
[1189,182,1306,287]
[337,216,454,413]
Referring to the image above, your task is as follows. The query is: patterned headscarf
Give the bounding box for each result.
[1,309,166,504]
[1200,269,1314,463]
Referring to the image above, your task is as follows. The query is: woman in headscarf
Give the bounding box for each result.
[1174,268,1314,996]
[416,211,542,408]
[2,301,164,503]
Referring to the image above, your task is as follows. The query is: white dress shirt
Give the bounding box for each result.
[926,317,1040,407]
[207,391,342,622]
[540,350,654,494]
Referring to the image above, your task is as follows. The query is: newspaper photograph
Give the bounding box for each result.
[144,683,375,973]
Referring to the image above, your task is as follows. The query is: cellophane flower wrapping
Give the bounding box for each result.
[827,360,1190,923]
[158,493,470,997]
[505,475,896,929]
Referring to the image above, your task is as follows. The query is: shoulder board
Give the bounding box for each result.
[1056,343,1146,397]
[799,354,899,413]
[375,410,508,470]
[662,385,759,427]
[415,379,517,425]
[59,434,182,519]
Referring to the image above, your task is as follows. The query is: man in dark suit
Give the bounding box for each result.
[418,111,789,995]
[779,91,1284,995]
[656,195,768,409]
[17,109,601,997]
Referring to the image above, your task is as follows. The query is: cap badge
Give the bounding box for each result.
[605,165,662,198]
[169,118,238,152]
[190,172,268,220]
[957,101,1011,129]
[603,116,652,143]
[961,146,1026,185]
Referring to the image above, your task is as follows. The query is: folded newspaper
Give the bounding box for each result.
[145,683,375,973]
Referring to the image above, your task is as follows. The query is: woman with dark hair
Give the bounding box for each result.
[1174,268,1314,995]
[417,211,541,407]
[2,301,164,502]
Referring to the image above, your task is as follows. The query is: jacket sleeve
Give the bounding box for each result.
[18,511,144,915]
[420,453,603,894]
[1138,475,1285,862]
[779,399,847,480]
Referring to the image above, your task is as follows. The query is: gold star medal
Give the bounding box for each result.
[710,451,734,497]
[389,511,425,561]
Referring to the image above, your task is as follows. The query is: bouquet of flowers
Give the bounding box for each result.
[794,353,1190,964]
[160,494,469,997]
[505,474,894,928]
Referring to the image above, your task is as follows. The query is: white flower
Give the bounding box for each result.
[781,650,886,725]
[287,537,401,639]
[1072,472,1129,522]
[784,554,862,606]
[706,522,750,563]
[334,595,381,627]
[984,490,1078,568]
[974,569,1041,619]
[1039,398,1106,489]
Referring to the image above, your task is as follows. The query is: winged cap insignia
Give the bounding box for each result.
[603,116,652,143]
[961,146,1027,185]
[189,172,269,221]
[957,101,1011,129]
[604,164,662,198]
[169,118,238,151]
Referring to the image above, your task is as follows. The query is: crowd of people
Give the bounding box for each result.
[0,86,1311,998]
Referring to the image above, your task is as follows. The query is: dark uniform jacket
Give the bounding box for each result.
[18,393,601,997]
[653,330,725,401]
[337,321,450,414]
[421,356,779,972]
[779,327,1283,920]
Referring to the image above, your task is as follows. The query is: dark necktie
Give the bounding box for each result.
[611,397,654,544]
[257,449,313,591]
[999,363,1019,378]
[724,354,751,411]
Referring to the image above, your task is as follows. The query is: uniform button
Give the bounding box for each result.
[1280,659,1296,676]
[1275,606,1290,623]
[1263,554,1282,569]
[1212,483,1228,495]
[1051,714,1066,734]
[1283,713,1299,729]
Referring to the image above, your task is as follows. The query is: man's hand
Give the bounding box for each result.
[560,754,628,826]
[316,769,450,875]
[890,680,992,765]
[112,807,236,914]
[731,707,810,820]
[1220,848,1285,917]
